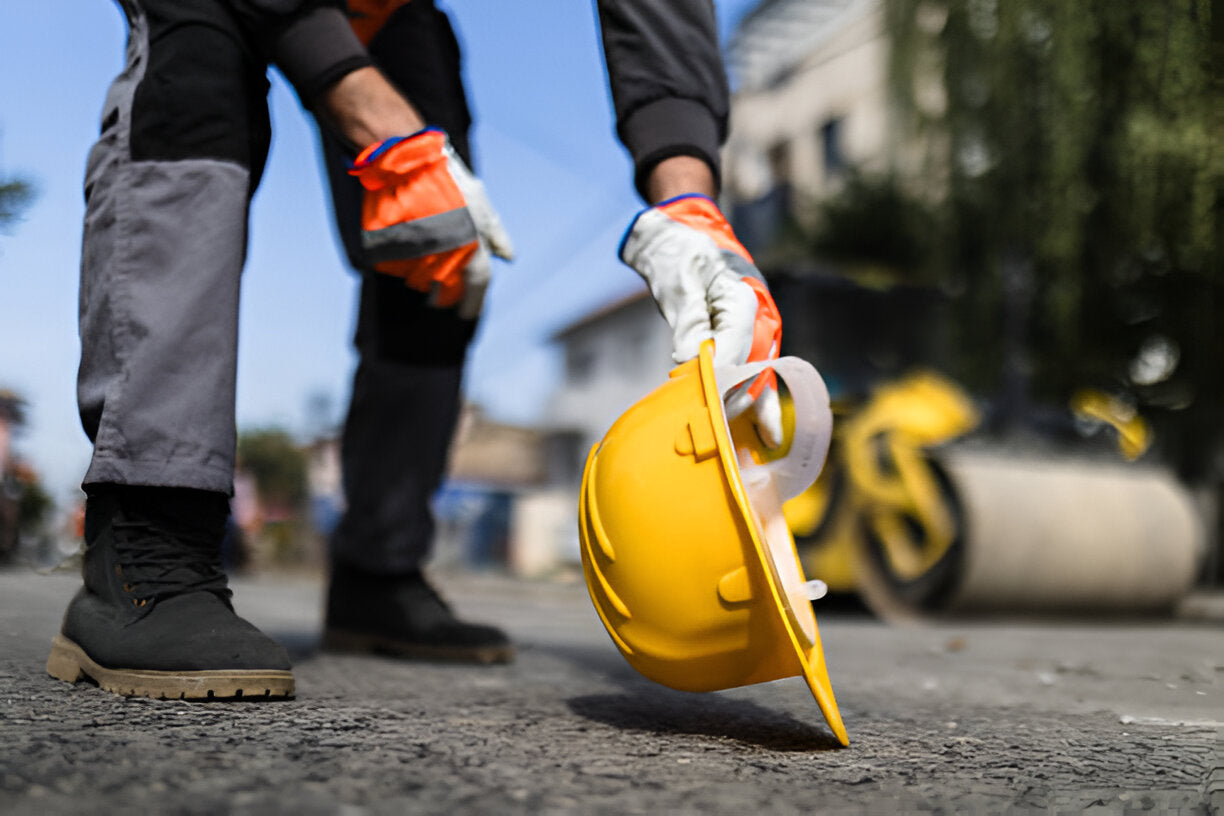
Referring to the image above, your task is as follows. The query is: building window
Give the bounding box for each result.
[616,330,649,376]
[821,117,847,178]
[767,139,792,187]
[566,346,595,384]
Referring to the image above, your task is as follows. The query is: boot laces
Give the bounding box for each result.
[112,516,231,604]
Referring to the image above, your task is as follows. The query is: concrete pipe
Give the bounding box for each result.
[854,449,1205,619]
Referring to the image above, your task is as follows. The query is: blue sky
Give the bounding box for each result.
[0,0,757,501]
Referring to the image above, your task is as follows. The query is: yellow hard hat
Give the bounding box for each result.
[578,339,847,746]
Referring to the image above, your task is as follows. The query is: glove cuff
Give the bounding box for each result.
[621,194,754,266]
[350,127,448,177]
[743,277,782,397]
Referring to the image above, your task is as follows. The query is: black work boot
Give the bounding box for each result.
[323,563,514,664]
[45,485,294,700]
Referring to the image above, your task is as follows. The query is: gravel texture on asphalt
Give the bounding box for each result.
[2,569,1221,814]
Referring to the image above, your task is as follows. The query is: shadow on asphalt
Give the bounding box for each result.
[538,643,842,752]
[566,691,843,752]
[267,629,839,751]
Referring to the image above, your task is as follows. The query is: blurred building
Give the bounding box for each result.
[229,409,578,577]
[547,291,672,469]
[444,290,677,579]
[304,436,343,544]
[495,291,671,576]
[723,0,952,257]
[724,0,897,246]
[439,406,542,573]
[723,0,955,394]
[437,404,588,577]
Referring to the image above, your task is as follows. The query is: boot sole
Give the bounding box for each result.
[46,634,295,700]
[322,627,514,665]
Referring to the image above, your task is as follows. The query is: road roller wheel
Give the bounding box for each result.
[853,455,967,620]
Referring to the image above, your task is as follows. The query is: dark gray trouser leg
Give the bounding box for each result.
[323,139,476,573]
[328,338,467,575]
[77,0,271,494]
[328,268,476,574]
[321,0,478,574]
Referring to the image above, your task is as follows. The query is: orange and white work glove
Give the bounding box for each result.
[349,127,514,318]
[620,193,784,447]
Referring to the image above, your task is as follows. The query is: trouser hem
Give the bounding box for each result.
[83,456,234,495]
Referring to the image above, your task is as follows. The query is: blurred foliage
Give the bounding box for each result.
[0,390,27,426]
[811,171,940,283]
[15,469,52,534]
[881,0,1224,480]
[237,428,308,512]
[0,178,35,233]
[1,390,50,562]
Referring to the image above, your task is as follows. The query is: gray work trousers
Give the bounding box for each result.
[78,0,476,573]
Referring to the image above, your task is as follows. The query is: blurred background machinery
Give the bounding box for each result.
[771,275,1204,619]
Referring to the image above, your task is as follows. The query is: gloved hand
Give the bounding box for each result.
[349,127,513,318]
[620,194,784,448]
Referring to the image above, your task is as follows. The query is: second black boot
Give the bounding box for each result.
[323,563,514,664]
[46,485,294,700]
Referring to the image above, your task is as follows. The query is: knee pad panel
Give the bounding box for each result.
[130,11,270,179]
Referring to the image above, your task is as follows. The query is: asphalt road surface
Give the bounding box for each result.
[2,566,1222,814]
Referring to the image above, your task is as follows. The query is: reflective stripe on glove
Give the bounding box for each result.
[620,193,784,447]
[349,127,514,318]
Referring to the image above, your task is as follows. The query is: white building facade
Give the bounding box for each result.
[724,0,900,228]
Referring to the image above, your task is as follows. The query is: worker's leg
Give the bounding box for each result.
[318,0,512,662]
[329,281,474,575]
[48,0,293,698]
[78,0,273,493]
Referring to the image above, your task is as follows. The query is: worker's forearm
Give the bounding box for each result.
[645,155,718,205]
[316,66,426,151]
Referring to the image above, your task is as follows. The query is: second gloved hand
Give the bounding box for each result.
[620,194,784,448]
[349,127,513,318]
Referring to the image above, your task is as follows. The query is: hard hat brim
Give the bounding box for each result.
[696,341,849,747]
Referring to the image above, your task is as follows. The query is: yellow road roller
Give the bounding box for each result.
[778,372,1204,619]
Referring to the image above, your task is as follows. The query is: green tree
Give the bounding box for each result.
[237,428,313,565]
[1,391,53,563]
[884,0,1224,479]
[237,428,309,512]
[16,470,52,535]
[811,171,939,283]
[0,177,34,232]
[1,128,37,234]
